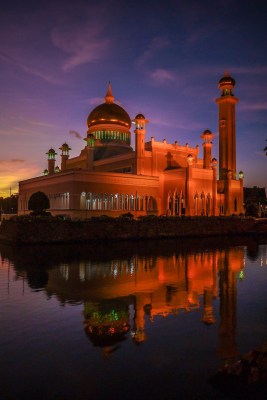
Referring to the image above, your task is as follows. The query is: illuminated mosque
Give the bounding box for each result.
[18,70,244,217]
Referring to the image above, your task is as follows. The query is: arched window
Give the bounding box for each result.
[175,194,179,215]
[86,193,92,210]
[120,194,124,210]
[92,193,97,210]
[130,195,135,211]
[168,196,173,215]
[104,194,108,210]
[201,193,205,215]
[98,193,103,210]
[145,196,149,211]
[80,192,86,209]
[206,196,210,215]
[140,196,144,211]
[181,193,185,215]
[125,194,129,210]
[194,195,198,215]
[135,195,139,211]
[234,198,237,212]
[114,194,119,210]
[109,194,114,210]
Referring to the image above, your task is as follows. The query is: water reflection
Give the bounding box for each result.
[2,237,266,366]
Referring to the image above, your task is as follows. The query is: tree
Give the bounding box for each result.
[28,191,50,215]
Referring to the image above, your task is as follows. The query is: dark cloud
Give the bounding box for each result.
[69,130,82,139]
[0,159,25,164]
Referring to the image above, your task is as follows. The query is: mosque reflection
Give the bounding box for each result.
[42,244,243,366]
[2,237,265,367]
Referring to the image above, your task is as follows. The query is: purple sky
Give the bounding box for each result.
[0,0,266,196]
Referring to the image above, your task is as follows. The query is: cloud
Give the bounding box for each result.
[149,68,178,85]
[255,151,266,157]
[51,20,109,71]
[87,97,104,106]
[0,127,42,137]
[136,36,171,68]
[0,52,63,85]
[239,102,267,111]
[231,66,267,75]
[13,127,43,136]
[0,161,40,197]
[69,130,82,139]
[0,158,25,164]
[25,119,57,128]
[0,159,25,164]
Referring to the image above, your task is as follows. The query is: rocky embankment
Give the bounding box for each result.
[0,215,266,244]
[210,343,267,398]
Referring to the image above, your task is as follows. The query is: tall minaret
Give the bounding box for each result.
[133,114,149,175]
[215,69,239,180]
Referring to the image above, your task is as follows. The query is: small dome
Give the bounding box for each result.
[48,148,56,154]
[218,69,235,87]
[135,113,145,119]
[203,129,212,135]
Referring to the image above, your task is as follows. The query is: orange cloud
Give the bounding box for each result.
[0,160,41,197]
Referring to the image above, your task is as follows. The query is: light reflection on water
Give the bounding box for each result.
[0,237,266,400]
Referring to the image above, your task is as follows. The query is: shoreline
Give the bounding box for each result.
[0,216,266,245]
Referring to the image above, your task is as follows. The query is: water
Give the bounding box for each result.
[0,237,266,400]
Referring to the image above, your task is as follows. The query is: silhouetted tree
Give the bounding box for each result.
[28,191,50,215]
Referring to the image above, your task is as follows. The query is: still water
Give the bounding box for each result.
[0,237,266,400]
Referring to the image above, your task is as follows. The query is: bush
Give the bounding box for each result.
[28,191,50,215]
[119,212,134,219]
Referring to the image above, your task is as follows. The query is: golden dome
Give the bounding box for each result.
[87,83,131,129]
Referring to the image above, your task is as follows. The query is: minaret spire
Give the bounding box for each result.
[224,68,230,77]
[105,81,114,104]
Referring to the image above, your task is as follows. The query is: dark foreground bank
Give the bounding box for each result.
[0,215,266,244]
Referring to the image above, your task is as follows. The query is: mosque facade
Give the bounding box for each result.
[18,70,244,217]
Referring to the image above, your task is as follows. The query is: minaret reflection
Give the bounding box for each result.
[43,246,245,362]
[216,248,242,369]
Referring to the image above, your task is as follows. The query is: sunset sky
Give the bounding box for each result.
[0,0,266,197]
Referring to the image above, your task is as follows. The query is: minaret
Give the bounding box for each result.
[46,148,57,174]
[200,129,215,169]
[59,143,71,171]
[133,114,149,175]
[215,69,239,180]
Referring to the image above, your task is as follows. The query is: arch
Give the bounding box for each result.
[194,193,199,216]
[109,194,114,210]
[180,191,185,215]
[174,192,179,215]
[200,192,205,216]
[206,194,211,216]
[98,193,103,210]
[114,193,119,210]
[168,195,173,215]
[130,195,135,211]
[234,197,237,212]
[104,193,108,210]
[80,192,86,209]
[120,194,124,210]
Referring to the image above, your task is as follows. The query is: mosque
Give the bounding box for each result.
[18,70,244,217]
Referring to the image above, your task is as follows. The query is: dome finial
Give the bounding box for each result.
[105,81,114,104]
[224,68,230,77]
